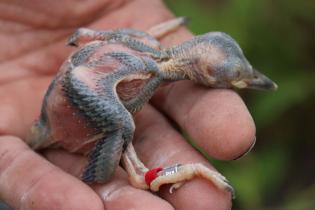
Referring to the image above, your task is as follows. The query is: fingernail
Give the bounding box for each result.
[233,136,256,160]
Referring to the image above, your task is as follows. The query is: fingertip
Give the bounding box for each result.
[186,89,256,160]
[219,111,256,160]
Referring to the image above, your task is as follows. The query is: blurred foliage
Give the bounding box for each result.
[165,0,315,209]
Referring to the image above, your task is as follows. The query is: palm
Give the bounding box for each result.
[0,1,255,210]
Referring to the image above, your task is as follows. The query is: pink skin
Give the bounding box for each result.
[0,0,255,210]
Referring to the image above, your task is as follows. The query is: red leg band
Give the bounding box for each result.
[145,167,163,186]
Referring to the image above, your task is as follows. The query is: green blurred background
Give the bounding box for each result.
[165,0,315,209]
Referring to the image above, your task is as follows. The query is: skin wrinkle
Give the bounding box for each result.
[15,36,68,71]
[0,19,32,34]
[97,180,128,201]
[0,1,144,85]
[134,114,175,143]
[19,167,57,210]
[136,124,192,167]
[133,111,167,143]
[94,170,174,210]
[104,186,129,202]
[181,89,204,132]
[0,1,125,28]
[0,41,71,85]
[157,82,176,113]
[155,82,205,145]
[0,147,37,209]
[94,0,134,29]
[105,186,175,210]
[0,0,127,62]
[0,138,29,174]
[180,89,217,144]
[0,28,70,63]
[153,147,195,168]
[138,133,183,167]
[96,0,173,31]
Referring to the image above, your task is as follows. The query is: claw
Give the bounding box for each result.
[67,41,78,47]
[180,16,191,26]
[169,182,184,193]
[226,184,236,199]
[67,30,80,47]
[67,28,97,47]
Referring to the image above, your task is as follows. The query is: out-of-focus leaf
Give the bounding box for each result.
[273,184,315,210]
[248,73,314,126]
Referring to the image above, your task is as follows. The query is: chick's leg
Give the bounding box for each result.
[68,16,188,47]
[122,143,149,189]
[150,163,235,197]
[122,143,234,196]
[147,16,189,39]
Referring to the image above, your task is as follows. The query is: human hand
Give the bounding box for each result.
[0,0,256,209]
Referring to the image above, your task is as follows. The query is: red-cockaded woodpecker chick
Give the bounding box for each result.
[26,17,277,196]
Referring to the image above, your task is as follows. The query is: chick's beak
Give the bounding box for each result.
[248,69,278,90]
[232,69,278,90]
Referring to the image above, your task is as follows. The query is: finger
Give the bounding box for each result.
[152,84,256,160]
[44,150,175,210]
[0,136,104,210]
[133,105,232,210]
